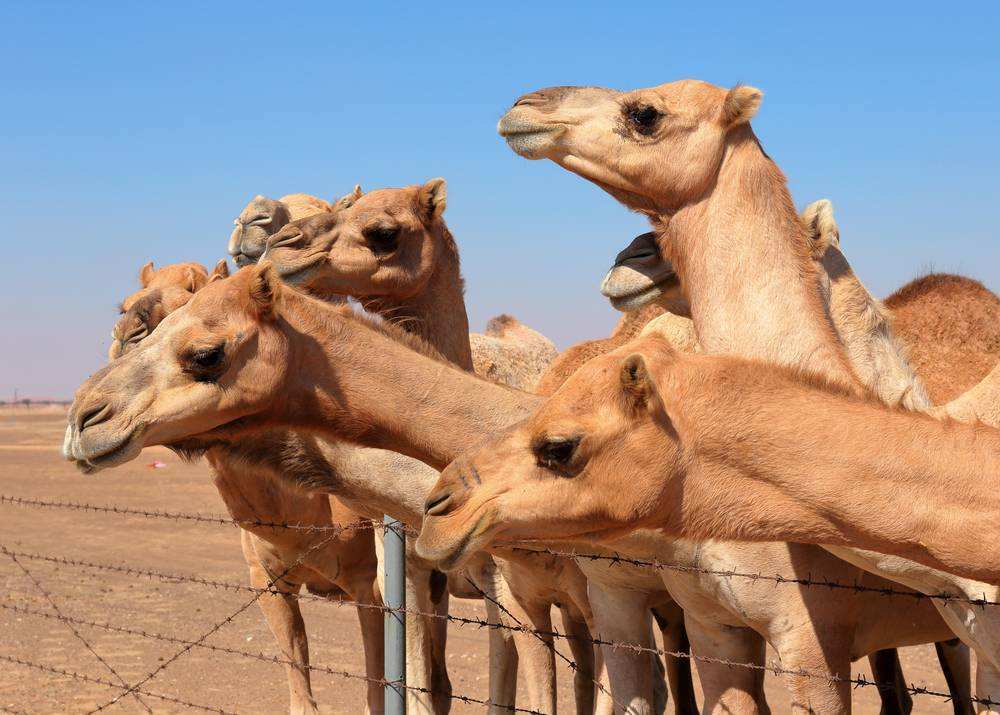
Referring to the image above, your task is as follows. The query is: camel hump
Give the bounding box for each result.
[885,273,999,309]
[484,313,521,336]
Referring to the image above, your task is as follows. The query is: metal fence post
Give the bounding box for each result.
[384,515,406,714]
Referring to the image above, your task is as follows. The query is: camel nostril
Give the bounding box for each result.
[78,403,112,432]
[424,490,453,517]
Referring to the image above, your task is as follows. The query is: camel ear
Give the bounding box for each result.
[620,353,657,409]
[417,178,447,223]
[248,263,281,319]
[721,85,763,128]
[800,199,840,258]
[139,261,155,287]
[333,185,363,212]
[210,259,230,281]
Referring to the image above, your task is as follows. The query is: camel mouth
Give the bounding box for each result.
[497,114,565,159]
[600,267,678,312]
[232,252,258,268]
[416,505,503,572]
[69,424,147,475]
[268,254,327,287]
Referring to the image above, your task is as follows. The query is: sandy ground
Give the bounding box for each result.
[0,406,961,714]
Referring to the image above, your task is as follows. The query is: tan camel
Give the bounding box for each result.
[415,332,1000,581]
[228,190,355,267]
[66,266,969,714]
[110,259,228,359]
[107,263,385,715]
[493,78,1000,708]
[470,314,559,392]
[263,180,615,715]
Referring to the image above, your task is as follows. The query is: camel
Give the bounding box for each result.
[492,77,1000,708]
[262,179,619,715]
[107,262,385,715]
[65,265,970,714]
[228,190,358,267]
[110,259,228,359]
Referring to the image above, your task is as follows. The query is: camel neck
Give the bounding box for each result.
[821,245,931,410]
[662,129,856,387]
[278,291,539,470]
[363,229,474,370]
[678,379,1000,582]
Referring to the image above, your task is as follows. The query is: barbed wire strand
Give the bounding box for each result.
[4,494,993,608]
[85,527,348,714]
[1,602,547,715]
[1,545,153,714]
[0,493,395,535]
[511,546,1000,608]
[4,546,994,709]
[0,653,237,714]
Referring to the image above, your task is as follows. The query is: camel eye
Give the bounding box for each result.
[627,105,661,134]
[186,345,226,380]
[535,436,581,474]
[248,214,271,226]
[364,226,400,256]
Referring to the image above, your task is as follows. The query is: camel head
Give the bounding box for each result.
[109,260,228,359]
[229,196,293,267]
[600,232,684,312]
[66,264,291,473]
[416,335,683,570]
[264,180,449,302]
[228,189,362,268]
[498,80,762,213]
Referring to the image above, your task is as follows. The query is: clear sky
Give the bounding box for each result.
[2,2,998,399]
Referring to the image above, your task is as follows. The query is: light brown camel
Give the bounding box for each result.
[65,266,967,715]
[107,263,385,715]
[110,259,228,359]
[263,180,615,715]
[491,78,1000,708]
[603,188,1000,711]
[228,190,356,267]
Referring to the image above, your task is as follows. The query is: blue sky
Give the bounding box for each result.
[2,2,998,398]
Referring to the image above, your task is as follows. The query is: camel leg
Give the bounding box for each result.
[868,649,912,714]
[345,575,386,715]
[772,626,851,715]
[241,532,319,715]
[404,559,453,714]
[461,556,520,713]
[496,576,557,715]
[976,660,1000,713]
[934,639,974,715]
[485,596,520,714]
[588,581,657,715]
[560,604,597,715]
[652,603,698,715]
[685,615,768,715]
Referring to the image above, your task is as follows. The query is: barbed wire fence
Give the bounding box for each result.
[2,493,997,712]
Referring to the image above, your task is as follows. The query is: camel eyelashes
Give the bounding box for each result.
[184,344,227,380]
[364,226,401,255]
[625,104,661,134]
[534,436,582,475]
